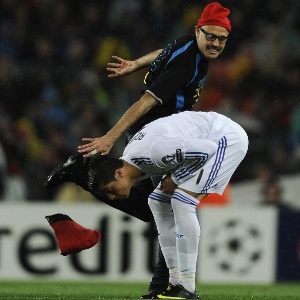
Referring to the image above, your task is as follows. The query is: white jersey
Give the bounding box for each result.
[121,111,248,195]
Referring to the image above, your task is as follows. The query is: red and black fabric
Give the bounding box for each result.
[46,213,101,256]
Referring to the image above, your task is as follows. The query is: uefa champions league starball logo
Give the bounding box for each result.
[207,219,263,275]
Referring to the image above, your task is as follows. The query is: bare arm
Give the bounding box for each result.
[78,93,159,156]
[107,49,163,78]
[134,49,163,69]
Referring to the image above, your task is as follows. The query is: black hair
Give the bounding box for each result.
[88,155,124,191]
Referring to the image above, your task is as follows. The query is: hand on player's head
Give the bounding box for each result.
[78,135,114,157]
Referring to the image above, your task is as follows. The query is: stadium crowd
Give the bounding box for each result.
[0,0,299,201]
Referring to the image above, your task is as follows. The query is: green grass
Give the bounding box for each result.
[0,281,299,299]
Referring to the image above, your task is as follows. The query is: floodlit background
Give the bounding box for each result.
[0,0,299,283]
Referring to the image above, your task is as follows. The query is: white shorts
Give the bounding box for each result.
[178,121,248,195]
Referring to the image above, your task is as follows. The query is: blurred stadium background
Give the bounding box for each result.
[0,0,299,286]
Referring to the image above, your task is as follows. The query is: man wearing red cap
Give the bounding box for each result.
[45,2,232,299]
[196,2,231,58]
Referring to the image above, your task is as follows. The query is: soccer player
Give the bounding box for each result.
[87,110,248,299]
[45,2,232,298]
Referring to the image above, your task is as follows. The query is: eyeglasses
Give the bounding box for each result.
[199,28,228,44]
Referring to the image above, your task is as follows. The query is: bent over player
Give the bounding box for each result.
[87,110,248,299]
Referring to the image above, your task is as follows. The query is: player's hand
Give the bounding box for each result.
[160,175,177,195]
[107,56,137,77]
[78,135,114,157]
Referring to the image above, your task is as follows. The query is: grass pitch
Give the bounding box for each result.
[0,281,299,300]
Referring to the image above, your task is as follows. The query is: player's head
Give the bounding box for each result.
[88,155,131,200]
[195,2,231,59]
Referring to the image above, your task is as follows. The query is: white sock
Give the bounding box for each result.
[171,189,200,293]
[169,267,180,286]
[148,189,178,271]
[181,274,195,293]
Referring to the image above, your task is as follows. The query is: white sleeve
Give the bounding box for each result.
[150,138,218,185]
